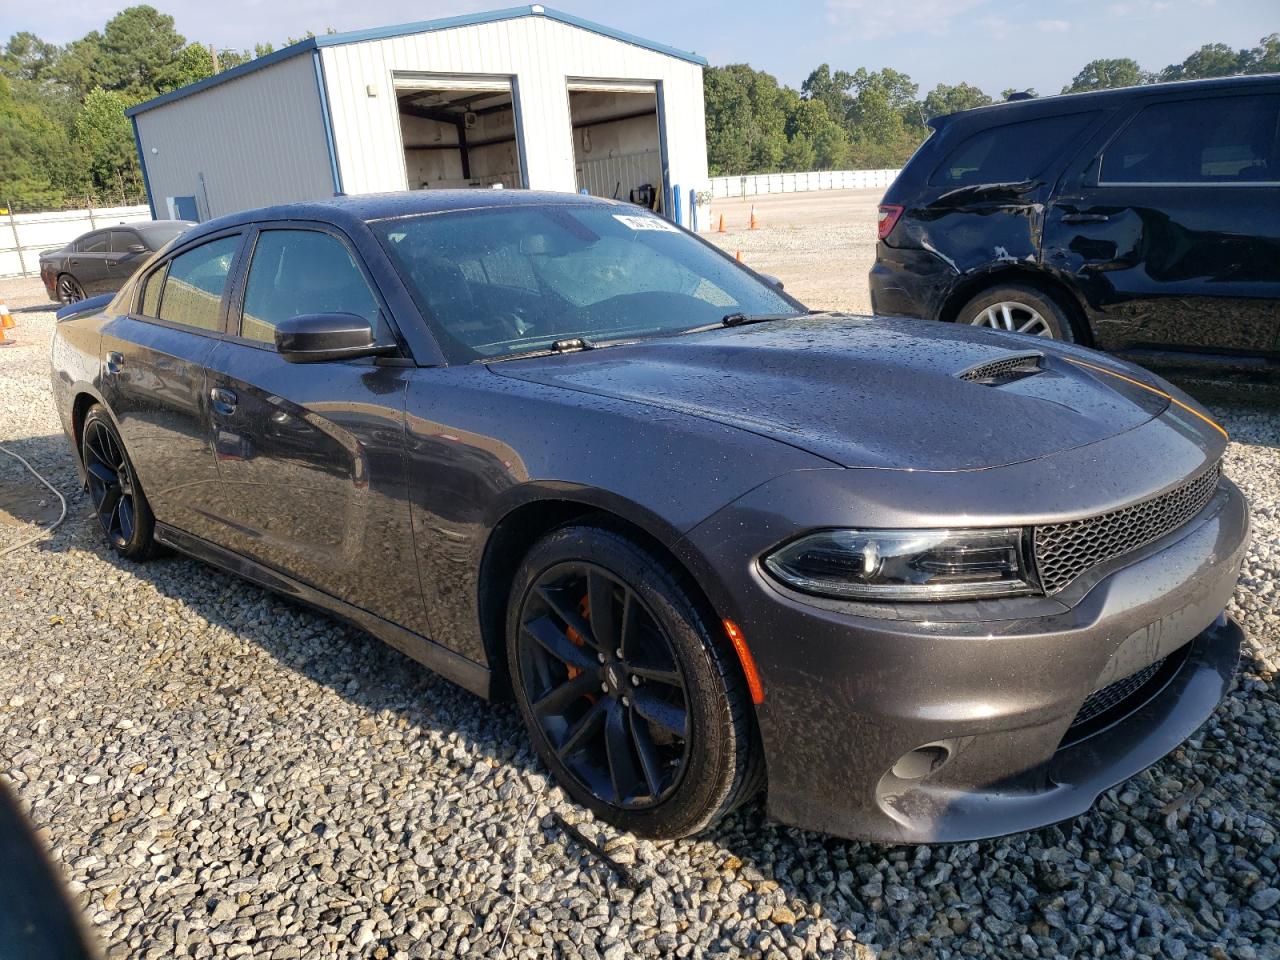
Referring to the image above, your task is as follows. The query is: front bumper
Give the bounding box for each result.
[681,473,1248,844]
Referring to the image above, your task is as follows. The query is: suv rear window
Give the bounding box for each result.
[931,112,1098,187]
[1100,95,1280,184]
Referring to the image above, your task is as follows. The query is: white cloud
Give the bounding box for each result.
[825,0,988,40]
[1037,19,1071,32]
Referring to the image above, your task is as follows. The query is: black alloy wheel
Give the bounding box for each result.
[508,524,762,839]
[57,274,85,303]
[517,561,690,809]
[81,406,156,559]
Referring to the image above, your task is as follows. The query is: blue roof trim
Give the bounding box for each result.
[130,115,157,218]
[125,5,704,117]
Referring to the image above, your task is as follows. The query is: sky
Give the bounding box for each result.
[1,0,1275,96]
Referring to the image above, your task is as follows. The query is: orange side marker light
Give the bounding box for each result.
[724,619,764,705]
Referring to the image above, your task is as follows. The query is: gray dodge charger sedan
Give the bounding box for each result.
[50,190,1248,843]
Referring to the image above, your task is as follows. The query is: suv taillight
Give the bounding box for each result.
[877,204,904,241]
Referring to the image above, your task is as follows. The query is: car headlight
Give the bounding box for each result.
[763,528,1035,601]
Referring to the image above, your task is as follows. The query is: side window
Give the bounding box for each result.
[931,112,1098,186]
[1101,95,1280,184]
[139,266,165,317]
[240,229,380,344]
[157,235,240,332]
[109,231,141,253]
[80,232,109,253]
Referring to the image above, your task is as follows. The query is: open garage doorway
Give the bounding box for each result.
[567,80,665,214]
[395,74,524,190]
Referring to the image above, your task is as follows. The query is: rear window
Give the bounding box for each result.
[157,235,240,332]
[1100,95,1280,184]
[930,112,1098,187]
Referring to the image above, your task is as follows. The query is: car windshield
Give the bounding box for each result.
[142,222,193,249]
[373,203,798,363]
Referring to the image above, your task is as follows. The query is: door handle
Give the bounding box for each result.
[1061,213,1110,224]
[210,386,238,416]
[106,351,124,374]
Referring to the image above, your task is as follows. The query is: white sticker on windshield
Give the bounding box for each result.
[612,214,678,232]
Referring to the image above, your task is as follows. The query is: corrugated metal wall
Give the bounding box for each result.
[135,54,334,220]
[320,15,708,217]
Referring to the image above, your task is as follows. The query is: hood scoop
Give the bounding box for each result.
[958,352,1043,386]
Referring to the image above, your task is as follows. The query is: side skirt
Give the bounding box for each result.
[154,523,493,699]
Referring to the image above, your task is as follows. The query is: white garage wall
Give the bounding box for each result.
[134,54,335,220]
[321,13,708,222]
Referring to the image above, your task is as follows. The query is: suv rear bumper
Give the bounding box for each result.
[869,243,955,320]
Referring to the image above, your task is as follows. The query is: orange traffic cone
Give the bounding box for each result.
[749,205,759,230]
[0,302,14,330]
[717,213,726,234]
[735,250,742,262]
[0,325,13,347]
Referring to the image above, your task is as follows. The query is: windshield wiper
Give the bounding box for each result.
[679,312,805,336]
[486,336,636,364]
[721,312,801,327]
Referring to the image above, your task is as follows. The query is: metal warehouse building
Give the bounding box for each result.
[125,5,710,228]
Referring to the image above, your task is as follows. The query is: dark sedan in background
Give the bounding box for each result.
[871,74,1280,375]
[40,220,194,303]
[51,191,1247,843]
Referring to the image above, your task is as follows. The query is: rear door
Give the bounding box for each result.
[201,224,427,633]
[98,231,244,542]
[1044,89,1280,359]
[107,229,150,290]
[70,231,114,295]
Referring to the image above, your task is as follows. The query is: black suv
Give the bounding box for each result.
[870,74,1280,373]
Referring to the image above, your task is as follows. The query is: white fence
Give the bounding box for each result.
[708,168,900,198]
[1,205,153,279]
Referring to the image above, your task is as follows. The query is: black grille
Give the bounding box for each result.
[1034,462,1222,594]
[1070,657,1167,730]
[958,353,1042,384]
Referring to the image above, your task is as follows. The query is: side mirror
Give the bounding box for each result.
[758,273,785,291]
[274,313,395,363]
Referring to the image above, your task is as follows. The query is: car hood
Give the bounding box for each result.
[488,314,1171,471]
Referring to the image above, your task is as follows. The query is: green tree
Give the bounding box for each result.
[56,6,190,101]
[75,87,141,199]
[174,43,215,87]
[801,63,855,125]
[0,75,86,207]
[0,32,61,84]
[1062,58,1148,93]
[1244,33,1280,73]
[703,64,788,175]
[1160,42,1242,81]
[922,82,992,121]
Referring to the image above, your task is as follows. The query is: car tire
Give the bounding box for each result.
[56,274,85,304]
[957,284,1077,342]
[507,523,763,839]
[81,405,158,561]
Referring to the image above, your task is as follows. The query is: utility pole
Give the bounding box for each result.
[209,43,220,72]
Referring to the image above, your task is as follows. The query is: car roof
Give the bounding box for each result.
[932,71,1280,129]
[180,190,625,244]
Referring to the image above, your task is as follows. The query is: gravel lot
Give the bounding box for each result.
[2,202,1278,960]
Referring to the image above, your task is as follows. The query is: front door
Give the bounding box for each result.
[1044,90,1280,359]
[99,232,243,542]
[201,225,427,634]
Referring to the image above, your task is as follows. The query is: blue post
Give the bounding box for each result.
[672,183,682,227]
[689,188,698,232]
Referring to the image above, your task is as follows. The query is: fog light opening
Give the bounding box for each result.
[891,744,951,780]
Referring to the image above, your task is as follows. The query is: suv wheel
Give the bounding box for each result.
[507,523,763,839]
[958,284,1076,341]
